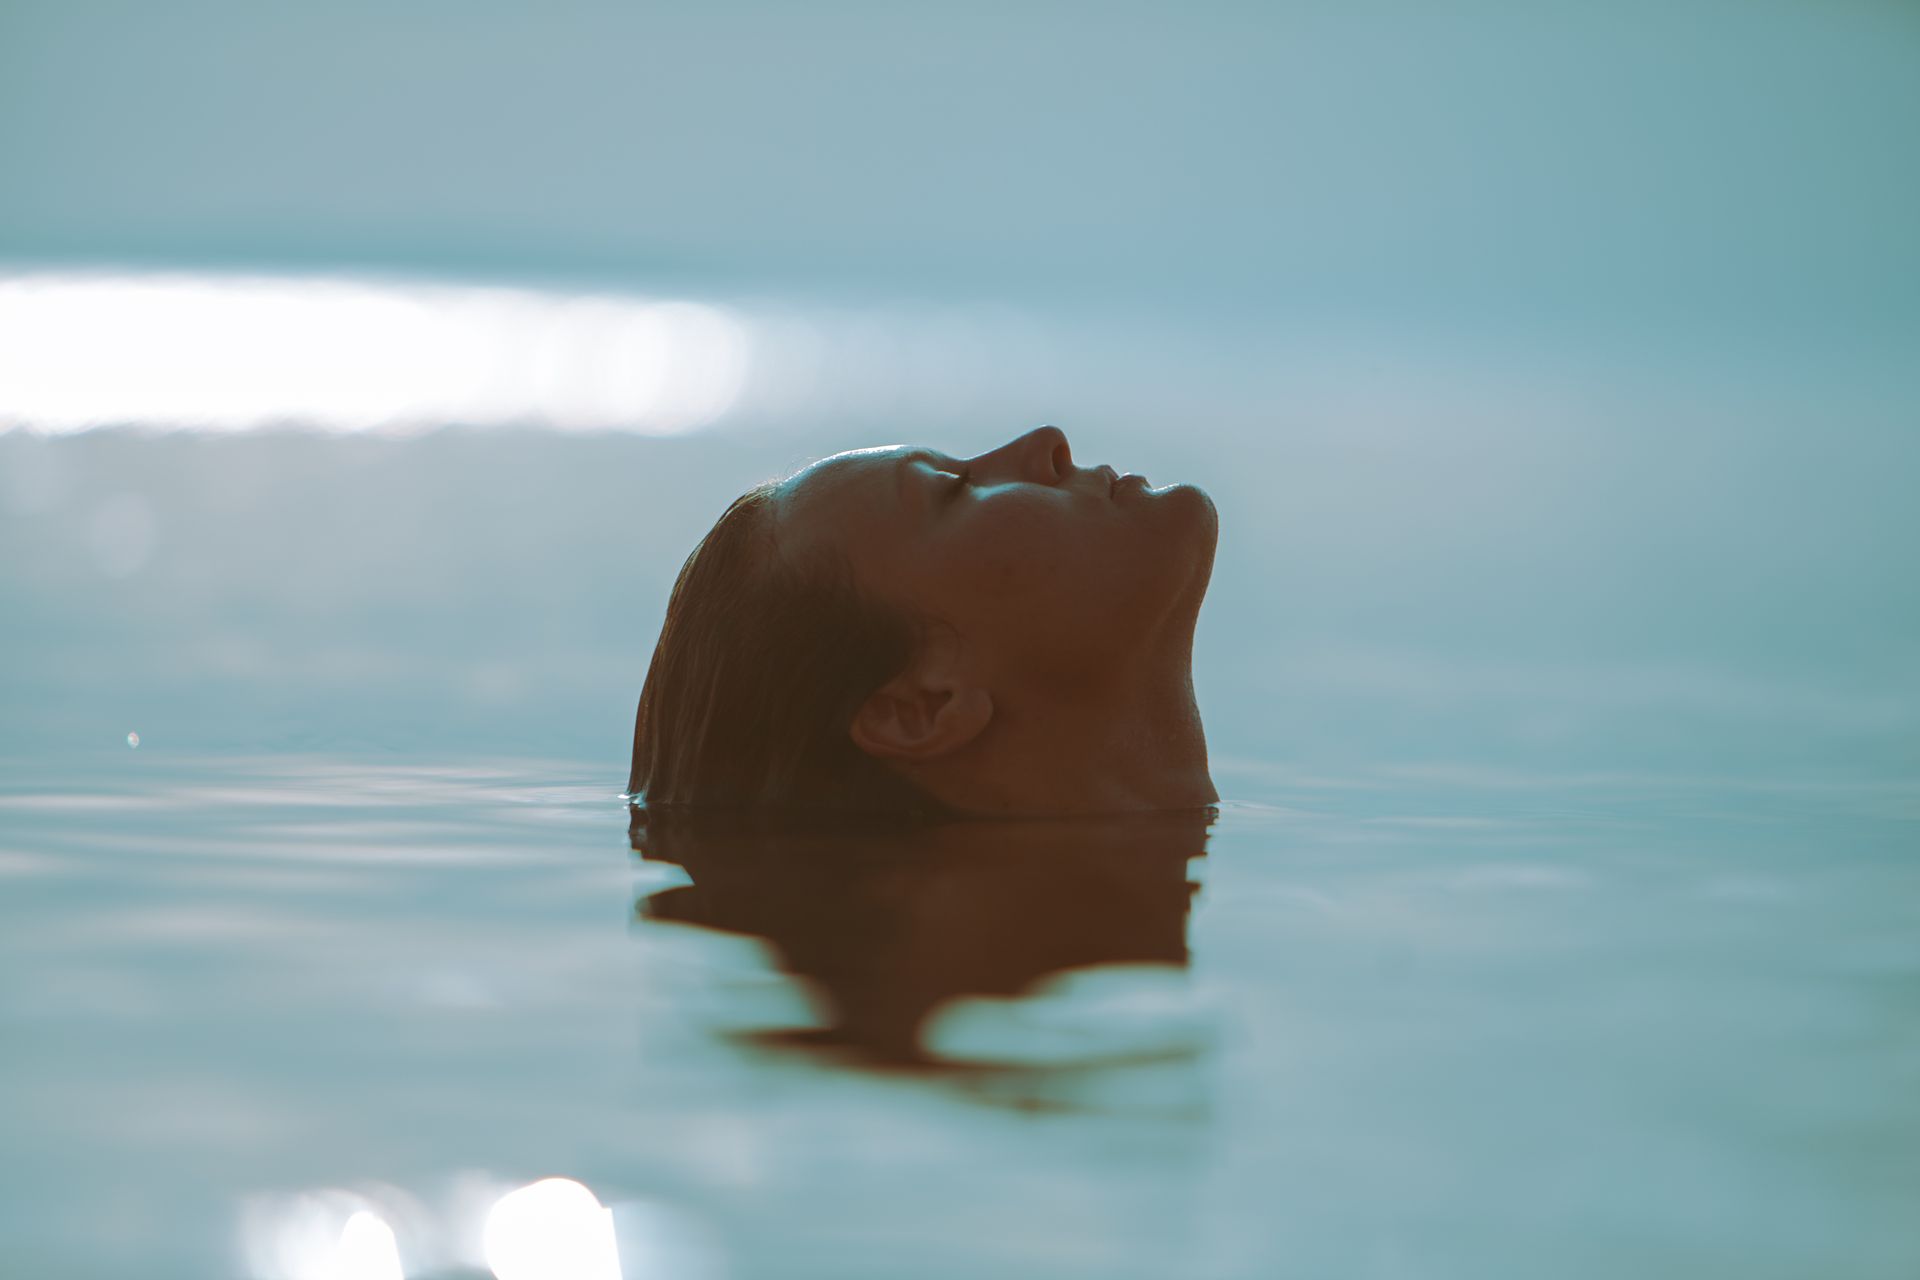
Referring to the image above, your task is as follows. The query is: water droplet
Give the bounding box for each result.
[126,732,140,749]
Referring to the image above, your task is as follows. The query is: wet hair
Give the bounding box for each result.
[628,481,944,815]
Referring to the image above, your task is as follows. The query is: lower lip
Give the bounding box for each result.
[1113,473,1148,496]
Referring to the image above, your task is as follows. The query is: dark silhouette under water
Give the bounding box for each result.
[630,807,1211,1064]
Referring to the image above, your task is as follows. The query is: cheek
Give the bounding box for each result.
[943,556,1041,622]
[923,501,1140,641]
[952,519,1083,608]
[952,541,1127,651]
[935,508,1051,602]
[968,550,1027,601]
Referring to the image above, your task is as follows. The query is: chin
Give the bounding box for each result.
[1165,482,1219,552]
[1157,484,1218,616]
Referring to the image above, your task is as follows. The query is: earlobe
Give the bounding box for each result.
[850,677,992,761]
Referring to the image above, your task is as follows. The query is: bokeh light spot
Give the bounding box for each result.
[483,1178,622,1280]
[331,1211,404,1280]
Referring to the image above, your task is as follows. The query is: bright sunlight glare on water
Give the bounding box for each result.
[0,273,751,435]
[238,1175,661,1280]
[326,1212,403,1280]
[483,1179,624,1280]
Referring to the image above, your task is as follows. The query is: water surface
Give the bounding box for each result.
[2,746,1913,1278]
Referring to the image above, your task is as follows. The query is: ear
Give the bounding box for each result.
[850,671,993,762]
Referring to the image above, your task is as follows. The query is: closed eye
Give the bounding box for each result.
[945,466,970,503]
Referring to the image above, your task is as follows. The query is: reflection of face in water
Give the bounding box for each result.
[631,807,1211,1065]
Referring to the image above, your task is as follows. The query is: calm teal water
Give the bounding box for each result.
[3,327,1920,1275]
[1,741,1914,1278]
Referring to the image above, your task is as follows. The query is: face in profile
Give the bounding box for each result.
[629,422,1218,817]
[774,425,1218,695]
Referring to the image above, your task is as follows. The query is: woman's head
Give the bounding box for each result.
[626,481,937,812]
[630,425,1218,816]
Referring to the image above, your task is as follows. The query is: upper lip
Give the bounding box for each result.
[1098,465,1120,496]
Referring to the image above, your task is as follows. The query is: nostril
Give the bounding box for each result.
[1037,424,1071,480]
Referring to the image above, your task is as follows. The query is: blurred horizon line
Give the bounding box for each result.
[5,262,1917,439]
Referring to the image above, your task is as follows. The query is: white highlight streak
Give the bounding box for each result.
[0,272,750,434]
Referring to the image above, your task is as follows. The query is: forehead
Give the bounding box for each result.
[790,444,912,492]
[773,444,918,558]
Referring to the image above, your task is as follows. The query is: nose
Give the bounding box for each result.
[970,424,1072,485]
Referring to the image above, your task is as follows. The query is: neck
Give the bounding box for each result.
[910,650,1217,817]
